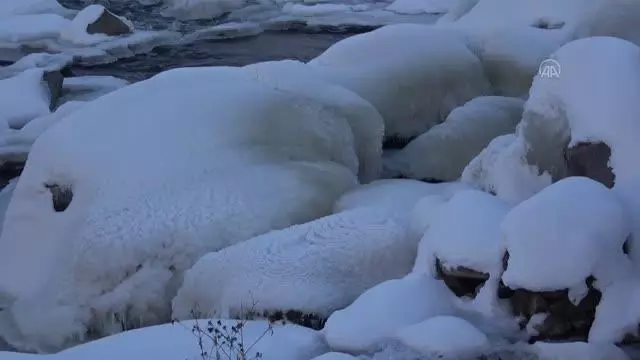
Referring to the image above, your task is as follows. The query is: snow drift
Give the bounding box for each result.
[0,63,383,352]
[172,207,415,323]
[386,96,524,181]
[308,23,490,140]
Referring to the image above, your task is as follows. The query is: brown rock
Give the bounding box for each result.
[434,257,489,298]
[564,141,615,188]
[86,9,132,37]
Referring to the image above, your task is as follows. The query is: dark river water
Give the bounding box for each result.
[57,0,363,81]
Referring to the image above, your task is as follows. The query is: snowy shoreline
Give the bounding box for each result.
[2,0,640,359]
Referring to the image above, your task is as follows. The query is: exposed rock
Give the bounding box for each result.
[0,162,24,188]
[42,70,64,111]
[44,183,73,212]
[236,308,326,330]
[86,9,132,37]
[564,141,615,188]
[497,251,602,342]
[434,257,489,298]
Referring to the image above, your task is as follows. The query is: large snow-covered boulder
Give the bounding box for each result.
[323,273,456,354]
[520,36,640,186]
[414,190,510,298]
[0,65,382,352]
[386,96,524,181]
[172,207,414,326]
[308,24,490,141]
[498,177,632,340]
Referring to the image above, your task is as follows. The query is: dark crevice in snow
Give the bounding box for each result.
[45,183,74,212]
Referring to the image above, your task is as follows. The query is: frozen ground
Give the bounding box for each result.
[2,0,640,359]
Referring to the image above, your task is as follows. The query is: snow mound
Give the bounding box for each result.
[308,24,490,140]
[461,134,552,205]
[3,320,328,360]
[0,14,70,43]
[179,22,263,44]
[534,341,629,360]
[522,36,640,185]
[0,69,52,132]
[414,190,510,276]
[172,207,414,321]
[501,177,632,293]
[589,278,640,343]
[241,60,384,183]
[386,96,524,181]
[59,76,129,103]
[394,316,490,357]
[0,101,86,165]
[59,5,134,46]
[408,194,452,240]
[570,0,640,47]
[0,65,381,352]
[334,179,469,223]
[323,273,456,354]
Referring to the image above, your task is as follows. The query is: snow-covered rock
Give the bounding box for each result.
[461,134,552,205]
[59,76,129,103]
[520,36,640,185]
[394,316,490,357]
[0,65,383,352]
[162,0,249,20]
[333,179,469,225]
[534,341,629,360]
[501,177,631,293]
[590,278,640,343]
[241,60,384,183]
[386,96,524,181]
[0,100,86,165]
[3,320,328,360]
[408,194,451,240]
[414,190,510,285]
[59,5,134,46]
[0,69,54,132]
[172,207,414,323]
[0,14,70,43]
[0,53,72,80]
[386,0,452,15]
[323,273,456,354]
[308,24,490,140]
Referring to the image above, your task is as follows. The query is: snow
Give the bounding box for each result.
[172,207,414,320]
[500,177,632,293]
[0,0,75,18]
[0,69,52,132]
[333,179,469,225]
[283,4,359,17]
[0,65,384,352]
[589,278,640,343]
[162,0,250,20]
[394,316,490,356]
[0,53,72,80]
[311,353,357,360]
[2,320,328,360]
[461,134,552,205]
[523,36,640,184]
[179,22,263,44]
[308,24,490,140]
[408,194,450,240]
[59,5,134,46]
[59,76,129,103]
[386,96,524,181]
[534,342,630,360]
[0,101,86,165]
[0,14,70,43]
[386,0,452,15]
[323,273,456,353]
[414,190,510,275]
